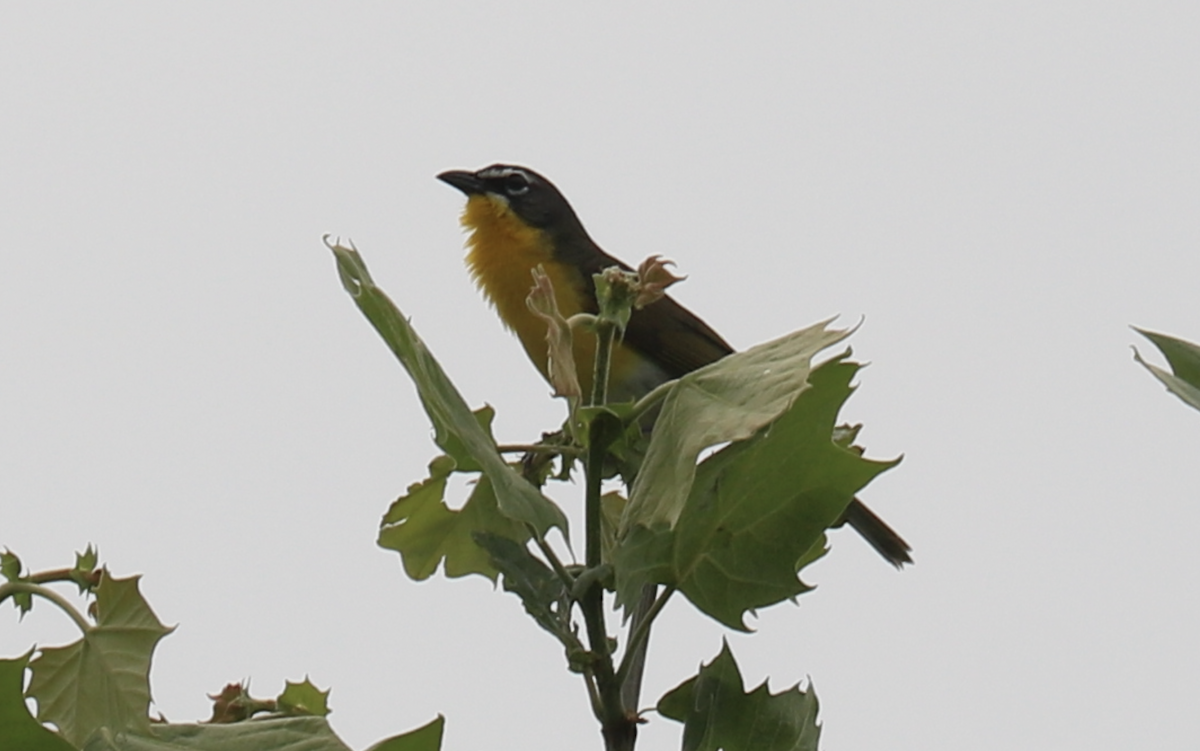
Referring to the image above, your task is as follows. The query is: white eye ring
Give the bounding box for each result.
[503,171,530,196]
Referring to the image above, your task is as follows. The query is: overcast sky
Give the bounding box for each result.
[2,4,1198,750]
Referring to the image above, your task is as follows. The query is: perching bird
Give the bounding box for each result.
[437,163,911,567]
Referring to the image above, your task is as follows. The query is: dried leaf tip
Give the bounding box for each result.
[635,255,686,308]
[526,265,582,398]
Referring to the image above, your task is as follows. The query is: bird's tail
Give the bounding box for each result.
[836,498,913,567]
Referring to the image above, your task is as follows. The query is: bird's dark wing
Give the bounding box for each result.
[564,237,734,377]
[625,294,734,377]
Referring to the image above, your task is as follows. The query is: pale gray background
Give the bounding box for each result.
[2,4,1198,750]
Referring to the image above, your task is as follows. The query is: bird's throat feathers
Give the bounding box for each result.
[460,194,556,309]
[458,193,571,316]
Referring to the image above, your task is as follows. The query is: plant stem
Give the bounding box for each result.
[580,421,627,733]
[0,581,92,634]
[29,567,102,587]
[590,320,615,410]
[496,443,584,457]
[586,318,616,572]
[530,531,576,594]
[615,585,675,696]
[578,316,638,750]
[580,576,630,748]
[627,379,676,423]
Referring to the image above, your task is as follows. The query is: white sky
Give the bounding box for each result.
[2,4,1198,750]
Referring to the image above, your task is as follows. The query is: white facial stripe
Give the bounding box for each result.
[478,166,529,181]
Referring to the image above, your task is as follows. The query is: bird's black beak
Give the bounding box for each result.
[437,169,485,196]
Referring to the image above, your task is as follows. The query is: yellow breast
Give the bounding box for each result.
[459,194,653,401]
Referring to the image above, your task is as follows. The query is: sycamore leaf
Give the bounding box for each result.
[365,715,444,751]
[658,641,820,751]
[329,238,567,537]
[72,545,101,594]
[1,549,22,582]
[612,523,674,609]
[276,678,331,718]
[0,650,75,751]
[599,492,628,567]
[378,456,531,581]
[614,356,898,629]
[574,405,628,451]
[80,717,353,751]
[27,572,174,747]
[793,531,829,576]
[472,533,572,642]
[1,549,31,615]
[1133,327,1200,412]
[433,405,495,474]
[1134,327,1200,384]
[623,319,852,534]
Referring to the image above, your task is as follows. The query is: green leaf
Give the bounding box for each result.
[1133,327,1200,412]
[328,238,568,537]
[623,319,852,534]
[831,423,862,450]
[472,533,572,642]
[611,523,674,609]
[599,491,628,567]
[366,715,444,751]
[658,642,820,751]
[578,401,649,487]
[434,406,495,473]
[276,678,331,717]
[574,405,628,452]
[72,545,100,594]
[27,572,175,747]
[378,456,531,581]
[1134,327,1200,384]
[614,356,898,629]
[1,549,31,615]
[0,650,75,751]
[0,550,22,582]
[80,716,354,751]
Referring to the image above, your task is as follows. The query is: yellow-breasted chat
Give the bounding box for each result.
[438,164,911,567]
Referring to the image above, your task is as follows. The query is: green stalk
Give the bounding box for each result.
[586,318,616,568]
[582,433,629,748]
[0,581,92,634]
[627,378,676,424]
[615,585,675,695]
[579,316,638,750]
[530,527,578,594]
